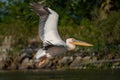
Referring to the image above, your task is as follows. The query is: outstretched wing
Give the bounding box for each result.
[31,3,66,47]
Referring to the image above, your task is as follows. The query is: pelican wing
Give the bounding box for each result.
[31,3,66,47]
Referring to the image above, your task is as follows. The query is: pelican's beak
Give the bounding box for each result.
[70,40,93,47]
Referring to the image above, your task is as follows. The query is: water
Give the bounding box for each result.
[0,69,120,80]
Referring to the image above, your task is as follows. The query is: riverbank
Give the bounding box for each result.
[0,51,120,70]
[0,35,120,70]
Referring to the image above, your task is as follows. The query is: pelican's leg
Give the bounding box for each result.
[38,55,47,67]
[38,59,46,67]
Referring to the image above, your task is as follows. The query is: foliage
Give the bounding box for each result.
[0,0,120,55]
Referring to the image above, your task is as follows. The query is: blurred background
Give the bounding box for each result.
[0,0,120,68]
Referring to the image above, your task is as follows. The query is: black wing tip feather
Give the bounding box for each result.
[30,2,50,16]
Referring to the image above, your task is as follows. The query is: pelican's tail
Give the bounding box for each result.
[35,49,46,59]
[30,3,50,16]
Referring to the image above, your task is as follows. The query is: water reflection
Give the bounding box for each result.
[0,69,120,80]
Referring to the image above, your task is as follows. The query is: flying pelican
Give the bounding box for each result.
[31,3,93,67]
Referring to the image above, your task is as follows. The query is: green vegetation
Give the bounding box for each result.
[0,0,120,55]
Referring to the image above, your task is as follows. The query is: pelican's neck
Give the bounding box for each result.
[66,39,76,51]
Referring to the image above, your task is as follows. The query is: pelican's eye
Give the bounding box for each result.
[71,38,75,42]
[69,38,75,43]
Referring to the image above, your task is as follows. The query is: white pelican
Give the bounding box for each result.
[31,3,93,67]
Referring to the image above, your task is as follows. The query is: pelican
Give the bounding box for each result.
[31,3,93,67]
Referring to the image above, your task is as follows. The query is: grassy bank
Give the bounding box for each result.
[0,11,120,55]
[0,11,120,70]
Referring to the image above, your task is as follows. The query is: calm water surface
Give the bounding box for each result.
[0,69,120,80]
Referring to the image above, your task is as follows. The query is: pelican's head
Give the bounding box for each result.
[66,38,93,51]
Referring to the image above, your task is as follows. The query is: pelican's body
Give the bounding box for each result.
[31,3,93,67]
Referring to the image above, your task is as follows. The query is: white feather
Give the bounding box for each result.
[35,49,46,59]
[43,8,66,46]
